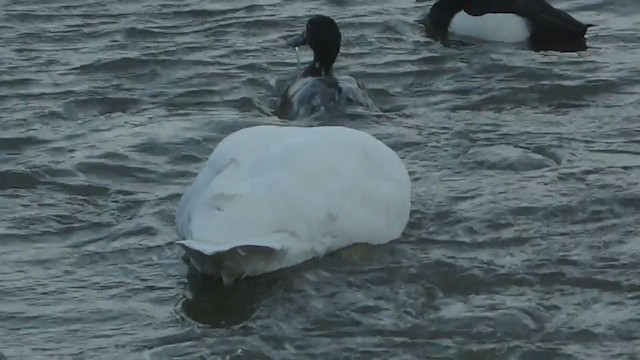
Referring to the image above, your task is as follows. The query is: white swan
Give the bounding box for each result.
[176,125,411,285]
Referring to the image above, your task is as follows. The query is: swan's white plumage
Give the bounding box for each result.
[176,125,411,283]
[449,12,531,43]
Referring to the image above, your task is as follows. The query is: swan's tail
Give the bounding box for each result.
[177,232,299,285]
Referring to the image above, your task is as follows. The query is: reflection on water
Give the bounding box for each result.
[181,270,266,328]
[180,243,383,328]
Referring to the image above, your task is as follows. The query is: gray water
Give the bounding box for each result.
[1,0,640,358]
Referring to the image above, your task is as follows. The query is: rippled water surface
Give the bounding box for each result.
[2,0,640,358]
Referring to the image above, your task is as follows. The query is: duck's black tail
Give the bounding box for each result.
[581,23,595,37]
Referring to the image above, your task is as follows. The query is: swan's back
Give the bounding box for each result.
[176,125,411,281]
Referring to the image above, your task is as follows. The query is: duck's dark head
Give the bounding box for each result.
[287,15,341,77]
[416,0,467,30]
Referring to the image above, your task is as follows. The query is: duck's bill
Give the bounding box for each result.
[287,33,307,48]
[415,12,430,26]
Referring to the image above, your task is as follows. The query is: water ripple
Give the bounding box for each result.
[1,0,639,358]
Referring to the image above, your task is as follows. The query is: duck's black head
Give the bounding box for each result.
[287,15,342,77]
[416,0,467,30]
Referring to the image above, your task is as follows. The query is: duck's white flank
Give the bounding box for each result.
[449,12,531,43]
[176,125,411,284]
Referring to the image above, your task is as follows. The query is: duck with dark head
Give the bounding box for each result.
[287,15,342,78]
[416,0,594,52]
[275,15,378,120]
